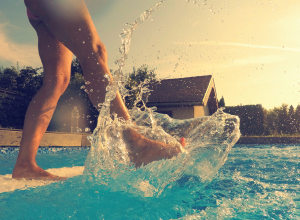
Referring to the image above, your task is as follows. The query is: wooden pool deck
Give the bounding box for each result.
[0,128,91,147]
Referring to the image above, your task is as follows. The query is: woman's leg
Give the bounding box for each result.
[13,0,184,179]
[12,19,73,180]
[24,0,130,120]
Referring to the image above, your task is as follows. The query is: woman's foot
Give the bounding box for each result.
[122,128,185,167]
[12,160,67,181]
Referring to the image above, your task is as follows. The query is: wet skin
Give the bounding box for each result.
[12,0,185,180]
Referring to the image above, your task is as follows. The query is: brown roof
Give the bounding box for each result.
[147,75,213,105]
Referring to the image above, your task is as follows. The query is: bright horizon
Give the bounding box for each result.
[1,0,300,110]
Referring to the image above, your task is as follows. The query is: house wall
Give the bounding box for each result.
[156,106,194,119]
[194,105,210,118]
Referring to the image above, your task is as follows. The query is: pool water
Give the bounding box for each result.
[1,144,300,219]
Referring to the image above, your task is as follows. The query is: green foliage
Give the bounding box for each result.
[287,105,296,134]
[224,104,264,136]
[0,66,43,129]
[224,103,300,137]
[0,60,98,131]
[124,65,156,109]
[218,96,225,108]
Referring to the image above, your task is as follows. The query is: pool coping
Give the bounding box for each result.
[2,129,300,147]
[237,136,300,144]
[0,128,91,147]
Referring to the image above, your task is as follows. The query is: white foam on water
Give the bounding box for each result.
[0,166,84,194]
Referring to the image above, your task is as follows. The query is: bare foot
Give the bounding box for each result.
[12,160,67,181]
[122,128,185,167]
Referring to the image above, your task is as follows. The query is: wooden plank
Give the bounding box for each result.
[0,129,91,147]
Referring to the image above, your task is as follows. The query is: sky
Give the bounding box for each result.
[0,0,300,109]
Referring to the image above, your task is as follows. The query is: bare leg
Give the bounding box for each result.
[23,0,129,119]
[13,0,184,179]
[12,19,73,180]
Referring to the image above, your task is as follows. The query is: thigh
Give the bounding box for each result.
[24,0,103,62]
[30,18,73,84]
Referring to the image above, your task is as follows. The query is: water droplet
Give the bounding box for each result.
[97,62,99,65]
[83,41,85,44]
[80,85,85,89]
[151,18,154,21]
[90,89,93,92]
[85,127,91,132]
[87,115,91,118]
[79,28,81,31]
[90,121,93,124]
[85,81,91,85]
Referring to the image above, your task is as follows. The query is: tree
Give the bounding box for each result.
[287,105,296,134]
[0,66,19,91]
[124,65,156,109]
[218,96,225,108]
[0,66,43,129]
[294,104,300,133]
[70,58,83,77]
[277,104,289,134]
[265,107,279,135]
[224,104,264,136]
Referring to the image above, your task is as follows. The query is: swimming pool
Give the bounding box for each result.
[1,144,300,219]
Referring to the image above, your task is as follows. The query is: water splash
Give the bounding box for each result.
[84,1,241,197]
[85,107,240,197]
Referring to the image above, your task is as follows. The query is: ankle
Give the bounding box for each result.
[15,157,37,169]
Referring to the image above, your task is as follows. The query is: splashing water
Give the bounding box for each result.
[84,0,241,197]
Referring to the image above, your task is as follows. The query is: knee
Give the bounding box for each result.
[94,42,108,63]
[79,41,108,70]
[43,72,70,97]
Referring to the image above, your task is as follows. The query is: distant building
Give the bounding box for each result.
[146,75,218,119]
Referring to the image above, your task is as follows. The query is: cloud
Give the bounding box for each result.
[231,55,286,65]
[0,23,41,68]
[171,41,300,53]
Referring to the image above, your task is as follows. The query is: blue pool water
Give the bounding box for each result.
[1,144,300,219]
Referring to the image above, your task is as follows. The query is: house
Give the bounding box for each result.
[146,75,218,119]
